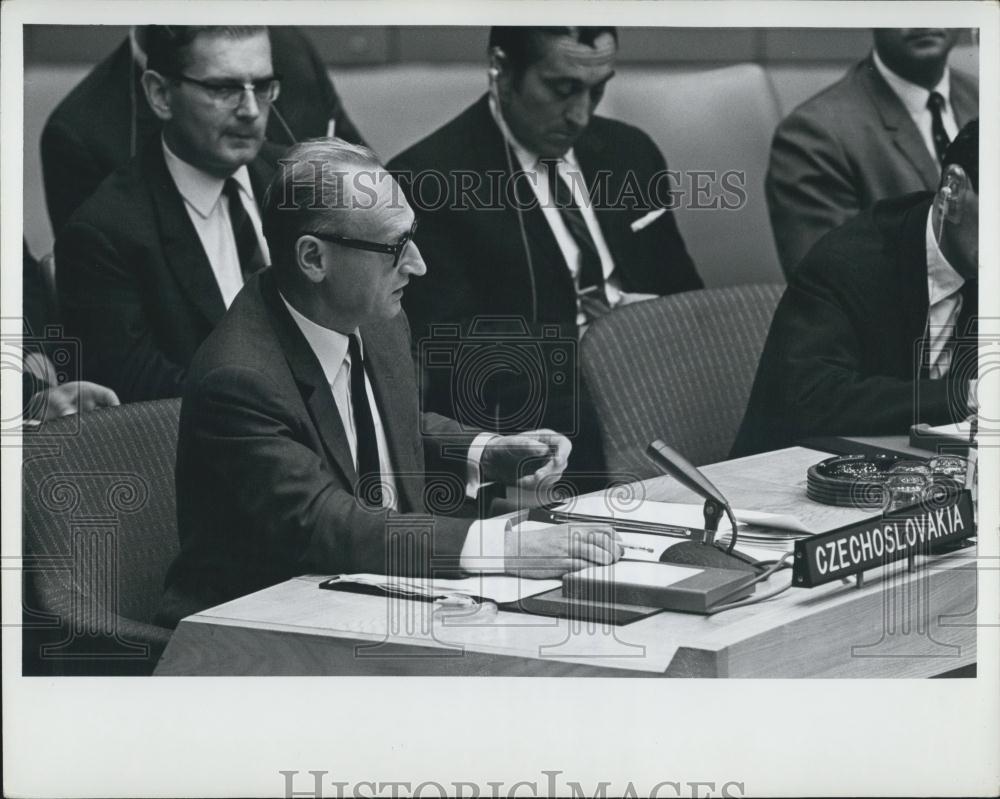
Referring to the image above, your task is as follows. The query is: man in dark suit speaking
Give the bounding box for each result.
[158,139,620,626]
[56,26,283,402]
[733,120,979,458]
[388,27,702,479]
[767,28,978,275]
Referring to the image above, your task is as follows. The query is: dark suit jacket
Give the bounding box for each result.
[42,28,364,234]
[55,141,280,402]
[388,96,701,469]
[732,192,975,458]
[767,55,978,275]
[158,269,479,627]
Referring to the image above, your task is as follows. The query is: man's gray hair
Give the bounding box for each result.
[262,137,388,272]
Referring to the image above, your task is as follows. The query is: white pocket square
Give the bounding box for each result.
[630,208,667,233]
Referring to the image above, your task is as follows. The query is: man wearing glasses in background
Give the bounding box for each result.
[157,138,619,626]
[56,26,283,402]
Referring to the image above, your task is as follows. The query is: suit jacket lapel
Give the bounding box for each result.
[259,271,359,488]
[859,56,940,190]
[144,144,228,325]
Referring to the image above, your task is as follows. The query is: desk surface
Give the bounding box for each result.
[156,444,977,678]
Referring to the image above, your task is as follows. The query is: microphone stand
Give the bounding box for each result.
[646,440,762,573]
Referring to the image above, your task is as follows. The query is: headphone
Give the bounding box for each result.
[938,171,963,239]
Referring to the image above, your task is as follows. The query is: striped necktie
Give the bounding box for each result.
[540,158,605,294]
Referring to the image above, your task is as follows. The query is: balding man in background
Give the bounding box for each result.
[767,28,978,275]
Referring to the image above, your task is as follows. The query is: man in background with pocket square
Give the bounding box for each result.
[389,26,702,481]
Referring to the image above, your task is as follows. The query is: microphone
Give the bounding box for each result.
[646,440,761,573]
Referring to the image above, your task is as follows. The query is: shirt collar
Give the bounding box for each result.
[487,93,580,171]
[162,137,254,219]
[925,206,965,305]
[872,48,951,117]
[279,293,358,386]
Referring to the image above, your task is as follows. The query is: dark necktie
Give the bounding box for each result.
[540,159,605,294]
[222,178,262,279]
[347,333,383,508]
[927,92,951,165]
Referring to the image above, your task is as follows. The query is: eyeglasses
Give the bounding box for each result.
[305,219,419,270]
[171,73,282,109]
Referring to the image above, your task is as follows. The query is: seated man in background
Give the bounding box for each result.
[732,120,978,458]
[767,28,978,275]
[42,25,365,235]
[388,26,701,480]
[56,25,283,402]
[157,139,619,626]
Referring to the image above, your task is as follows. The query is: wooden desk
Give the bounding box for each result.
[155,446,977,678]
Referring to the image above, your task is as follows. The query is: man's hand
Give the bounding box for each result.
[481,428,572,488]
[35,381,120,421]
[504,522,621,579]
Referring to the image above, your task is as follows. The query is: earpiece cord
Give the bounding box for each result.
[724,504,740,553]
[270,102,298,146]
[503,136,538,324]
[129,53,138,158]
[705,552,795,615]
[491,54,538,325]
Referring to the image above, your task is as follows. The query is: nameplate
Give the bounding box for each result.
[792,490,975,588]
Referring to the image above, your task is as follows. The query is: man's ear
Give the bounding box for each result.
[141,70,174,122]
[295,236,328,284]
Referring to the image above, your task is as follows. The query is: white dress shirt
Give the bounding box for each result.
[488,96,624,317]
[873,50,959,166]
[280,296,508,571]
[162,139,270,308]
[924,209,968,379]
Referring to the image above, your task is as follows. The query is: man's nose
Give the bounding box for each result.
[235,87,261,118]
[564,92,592,130]
[399,242,427,277]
